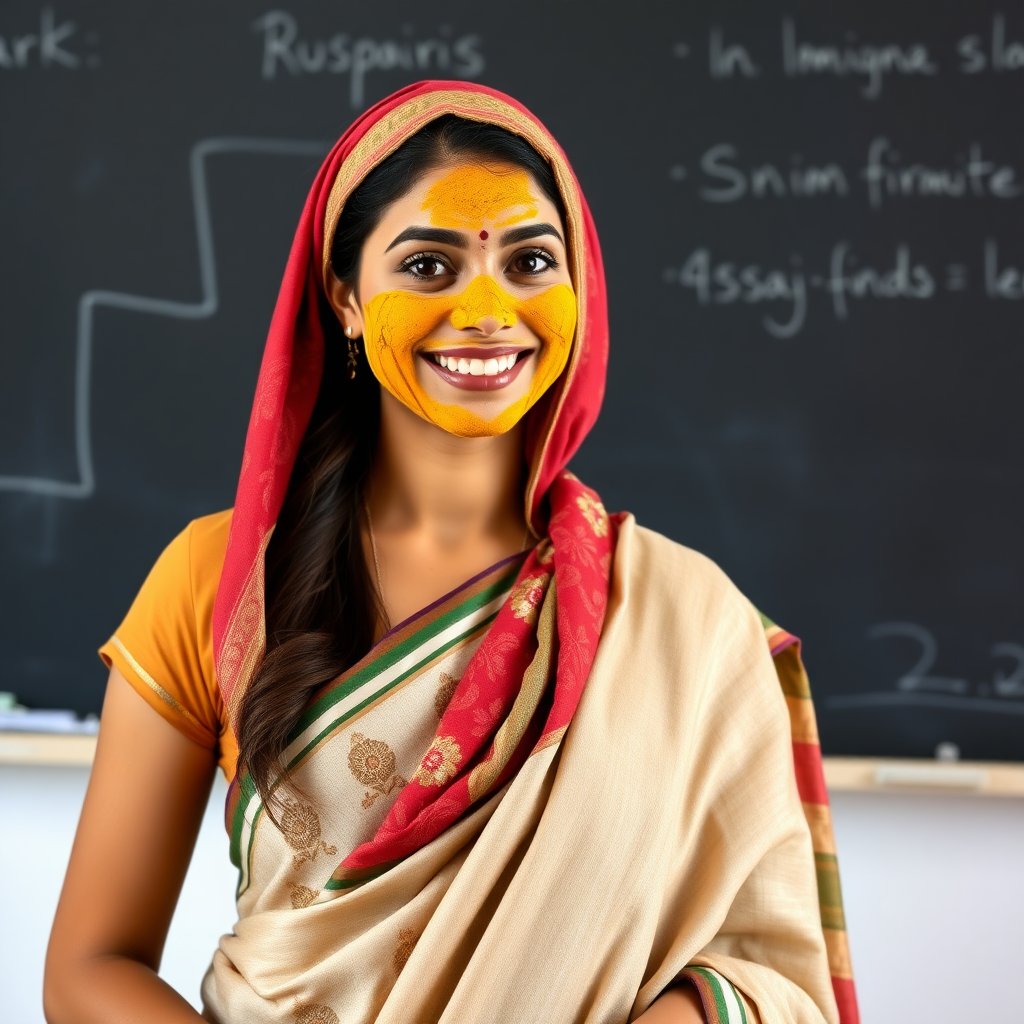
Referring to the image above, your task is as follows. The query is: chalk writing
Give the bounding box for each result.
[664,250,807,338]
[781,18,937,98]
[827,625,1024,714]
[252,11,484,107]
[824,242,935,318]
[709,27,759,79]
[672,140,1021,207]
[0,8,96,70]
[663,241,1024,336]
[695,144,850,202]
[984,240,1024,299]
[862,138,1020,208]
[958,15,1024,74]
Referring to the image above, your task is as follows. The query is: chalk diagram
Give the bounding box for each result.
[0,136,328,499]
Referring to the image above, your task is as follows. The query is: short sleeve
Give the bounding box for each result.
[100,510,236,777]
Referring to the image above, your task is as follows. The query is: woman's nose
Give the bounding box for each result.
[450,276,518,335]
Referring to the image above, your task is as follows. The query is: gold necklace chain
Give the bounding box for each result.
[363,498,532,611]
[363,499,384,603]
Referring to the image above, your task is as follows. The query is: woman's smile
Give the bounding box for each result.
[421,346,533,390]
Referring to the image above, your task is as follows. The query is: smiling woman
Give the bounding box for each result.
[45,83,856,1024]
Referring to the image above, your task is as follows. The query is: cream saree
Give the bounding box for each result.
[203,518,837,1024]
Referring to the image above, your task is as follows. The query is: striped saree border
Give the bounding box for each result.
[760,609,861,1024]
[679,967,748,1024]
[228,555,525,895]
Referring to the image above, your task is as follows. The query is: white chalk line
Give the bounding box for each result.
[0,137,328,499]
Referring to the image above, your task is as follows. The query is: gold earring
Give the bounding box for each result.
[347,336,360,379]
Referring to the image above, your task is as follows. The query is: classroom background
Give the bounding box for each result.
[2,2,1021,1022]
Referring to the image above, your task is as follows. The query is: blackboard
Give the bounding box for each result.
[2,0,1021,761]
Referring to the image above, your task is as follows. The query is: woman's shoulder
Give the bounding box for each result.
[99,508,236,767]
[622,517,750,609]
[186,507,234,576]
[614,516,771,651]
[180,507,234,630]
[137,509,234,625]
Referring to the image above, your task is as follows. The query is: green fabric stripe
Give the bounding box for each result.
[686,967,730,1023]
[815,852,847,930]
[236,802,264,899]
[291,567,518,737]
[324,867,387,890]
[229,773,258,870]
[757,608,777,630]
[285,611,498,774]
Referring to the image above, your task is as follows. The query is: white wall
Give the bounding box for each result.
[2,765,1022,1024]
[0,765,236,1023]
[830,789,1023,1024]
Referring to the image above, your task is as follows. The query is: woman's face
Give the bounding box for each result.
[328,159,576,437]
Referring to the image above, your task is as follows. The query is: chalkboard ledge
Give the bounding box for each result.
[823,756,1024,797]
[0,732,98,766]
[0,734,1021,796]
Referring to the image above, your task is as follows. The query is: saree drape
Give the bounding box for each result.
[204,80,858,1024]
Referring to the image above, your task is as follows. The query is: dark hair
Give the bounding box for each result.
[237,115,565,812]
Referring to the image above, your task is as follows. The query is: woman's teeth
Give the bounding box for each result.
[432,352,519,376]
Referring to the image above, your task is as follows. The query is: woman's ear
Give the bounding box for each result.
[324,273,366,339]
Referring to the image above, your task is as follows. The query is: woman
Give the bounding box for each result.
[45,81,857,1024]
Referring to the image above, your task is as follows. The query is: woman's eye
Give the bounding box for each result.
[400,255,452,279]
[510,249,557,276]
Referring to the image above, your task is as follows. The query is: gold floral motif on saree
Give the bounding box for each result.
[413,735,462,787]
[576,492,610,537]
[347,733,407,809]
[392,927,420,975]
[280,798,338,868]
[433,671,460,718]
[292,1002,339,1024]
[509,575,549,622]
[289,884,318,909]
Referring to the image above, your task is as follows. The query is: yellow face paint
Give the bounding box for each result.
[420,162,539,230]
[362,276,577,437]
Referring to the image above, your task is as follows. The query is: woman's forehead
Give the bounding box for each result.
[380,160,562,233]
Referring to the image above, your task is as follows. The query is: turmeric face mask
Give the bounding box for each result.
[363,275,577,436]
[357,162,577,437]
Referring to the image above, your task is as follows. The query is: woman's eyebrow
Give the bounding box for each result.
[385,226,467,252]
[500,222,564,246]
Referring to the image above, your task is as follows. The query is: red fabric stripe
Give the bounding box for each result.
[792,740,829,805]
[832,975,860,1024]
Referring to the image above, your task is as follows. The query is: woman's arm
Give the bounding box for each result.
[635,984,707,1023]
[44,668,217,1023]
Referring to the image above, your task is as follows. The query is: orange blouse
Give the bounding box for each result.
[99,510,238,779]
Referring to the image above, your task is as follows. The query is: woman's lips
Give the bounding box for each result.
[421,347,533,391]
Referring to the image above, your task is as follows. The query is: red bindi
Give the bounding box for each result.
[479,230,489,240]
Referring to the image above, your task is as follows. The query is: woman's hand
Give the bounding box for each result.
[635,983,707,1023]
[44,668,215,1023]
